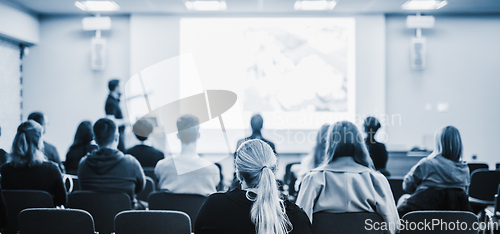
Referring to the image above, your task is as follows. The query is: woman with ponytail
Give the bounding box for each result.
[0,120,67,207]
[195,139,311,234]
[296,121,398,234]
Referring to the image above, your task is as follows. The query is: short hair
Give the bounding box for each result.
[108,79,120,92]
[250,114,263,131]
[28,112,45,126]
[176,114,199,144]
[93,118,117,146]
[133,119,154,141]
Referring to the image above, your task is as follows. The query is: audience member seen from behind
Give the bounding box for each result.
[397,126,471,217]
[292,124,329,191]
[125,119,164,168]
[27,112,65,173]
[0,120,67,207]
[78,118,145,206]
[296,121,398,234]
[64,121,98,175]
[364,117,390,177]
[195,139,312,234]
[0,126,8,168]
[155,114,220,196]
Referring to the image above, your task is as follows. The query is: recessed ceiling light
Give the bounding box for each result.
[294,1,337,11]
[75,1,120,12]
[185,1,227,11]
[401,0,447,10]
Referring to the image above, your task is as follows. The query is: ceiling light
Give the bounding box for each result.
[185,1,227,11]
[401,0,447,10]
[294,1,336,11]
[75,1,120,12]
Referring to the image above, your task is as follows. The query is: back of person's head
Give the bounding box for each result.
[235,139,291,234]
[313,124,330,168]
[28,112,46,127]
[250,114,263,131]
[108,79,120,92]
[71,121,94,148]
[11,120,46,167]
[176,114,199,144]
[325,121,373,168]
[364,116,381,134]
[93,118,117,147]
[434,126,462,162]
[133,119,154,141]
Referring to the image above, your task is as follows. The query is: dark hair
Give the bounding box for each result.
[313,124,330,168]
[10,120,45,167]
[324,121,374,168]
[93,118,117,146]
[176,115,199,143]
[133,119,154,142]
[435,126,462,162]
[69,121,94,150]
[28,112,45,126]
[364,116,381,134]
[250,114,263,131]
[108,79,120,92]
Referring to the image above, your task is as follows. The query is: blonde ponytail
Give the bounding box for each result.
[236,139,292,234]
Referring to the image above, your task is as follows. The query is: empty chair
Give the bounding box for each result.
[148,191,206,229]
[284,162,300,198]
[115,210,191,234]
[137,176,155,202]
[2,190,54,234]
[401,211,478,233]
[469,170,500,206]
[468,163,489,175]
[67,191,131,234]
[312,212,385,234]
[143,167,158,184]
[388,178,404,203]
[18,208,95,234]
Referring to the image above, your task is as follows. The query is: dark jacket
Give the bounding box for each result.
[78,148,145,199]
[195,188,312,234]
[0,161,67,206]
[125,144,164,168]
[64,143,98,175]
[43,141,65,173]
[365,138,389,172]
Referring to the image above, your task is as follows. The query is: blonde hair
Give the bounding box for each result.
[433,126,462,162]
[235,139,292,234]
[10,120,46,167]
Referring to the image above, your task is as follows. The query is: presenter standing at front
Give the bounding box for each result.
[105,79,126,152]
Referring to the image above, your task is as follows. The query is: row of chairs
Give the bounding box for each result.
[18,208,191,234]
[2,190,207,234]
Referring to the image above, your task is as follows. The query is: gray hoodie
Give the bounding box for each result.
[403,154,470,194]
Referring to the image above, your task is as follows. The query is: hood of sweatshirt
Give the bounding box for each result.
[425,154,470,188]
[84,148,125,175]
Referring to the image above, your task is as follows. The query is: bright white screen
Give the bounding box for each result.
[180,18,356,130]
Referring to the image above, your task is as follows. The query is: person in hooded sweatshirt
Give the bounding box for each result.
[78,118,145,204]
[397,126,471,217]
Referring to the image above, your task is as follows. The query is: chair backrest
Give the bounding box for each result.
[469,169,500,202]
[115,210,191,234]
[496,163,500,170]
[401,211,478,233]
[214,163,224,191]
[2,190,54,233]
[67,191,131,234]
[137,176,155,202]
[467,163,489,175]
[494,184,500,217]
[18,208,95,234]
[388,178,404,203]
[143,167,158,185]
[312,212,385,234]
[284,162,300,197]
[148,191,206,230]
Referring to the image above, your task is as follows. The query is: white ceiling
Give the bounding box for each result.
[7,0,500,15]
